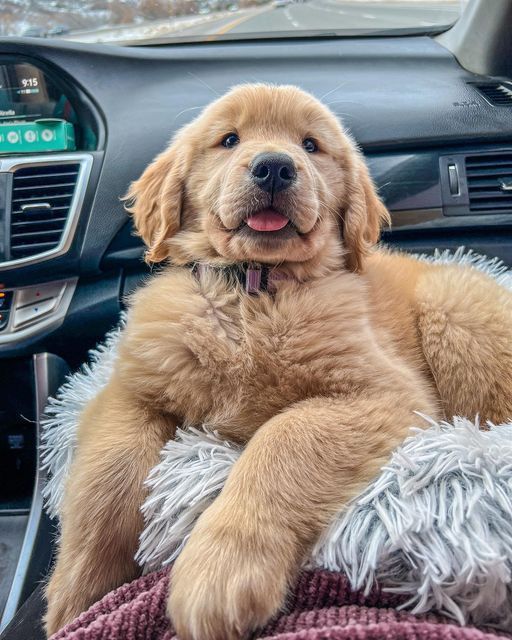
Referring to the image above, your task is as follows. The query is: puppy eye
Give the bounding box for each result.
[221,133,240,149]
[302,138,318,153]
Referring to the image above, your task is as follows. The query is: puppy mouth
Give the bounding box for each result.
[234,208,300,240]
[246,209,290,232]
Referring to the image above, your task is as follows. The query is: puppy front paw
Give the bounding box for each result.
[45,570,88,637]
[167,513,293,640]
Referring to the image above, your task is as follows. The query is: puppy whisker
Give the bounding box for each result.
[188,72,221,97]
[173,105,206,124]
[320,83,348,102]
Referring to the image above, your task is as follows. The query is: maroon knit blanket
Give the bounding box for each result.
[49,569,512,640]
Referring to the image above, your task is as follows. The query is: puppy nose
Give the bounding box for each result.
[250,152,297,193]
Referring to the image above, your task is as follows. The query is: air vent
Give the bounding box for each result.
[466,153,512,213]
[10,163,80,260]
[474,83,512,106]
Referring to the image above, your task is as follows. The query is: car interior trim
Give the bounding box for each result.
[0,153,93,271]
[1,354,51,632]
[0,279,78,345]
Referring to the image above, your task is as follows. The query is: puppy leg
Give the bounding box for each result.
[416,265,512,423]
[45,376,176,636]
[169,388,432,640]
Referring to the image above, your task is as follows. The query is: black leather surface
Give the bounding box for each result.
[0,586,45,640]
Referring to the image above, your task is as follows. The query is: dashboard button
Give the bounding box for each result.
[447,163,460,196]
[0,291,13,310]
[16,282,66,309]
[0,278,76,344]
[13,297,59,329]
[0,311,9,330]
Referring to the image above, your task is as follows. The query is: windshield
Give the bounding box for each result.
[5,0,468,45]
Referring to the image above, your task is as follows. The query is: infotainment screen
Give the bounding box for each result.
[0,58,98,155]
[0,61,89,154]
[0,62,72,123]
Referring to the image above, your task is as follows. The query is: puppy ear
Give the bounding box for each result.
[342,154,391,272]
[124,144,186,264]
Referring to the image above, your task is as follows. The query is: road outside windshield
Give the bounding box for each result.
[4,0,468,45]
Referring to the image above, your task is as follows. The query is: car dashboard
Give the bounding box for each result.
[1,32,512,633]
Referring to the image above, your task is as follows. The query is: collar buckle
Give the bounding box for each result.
[245,266,262,294]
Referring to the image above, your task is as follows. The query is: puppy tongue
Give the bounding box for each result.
[246,209,289,232]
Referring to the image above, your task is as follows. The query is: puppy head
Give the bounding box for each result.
[125,84,389,273]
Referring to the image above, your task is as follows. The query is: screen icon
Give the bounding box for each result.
[41,129,54,142]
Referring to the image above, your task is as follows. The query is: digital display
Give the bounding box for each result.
[21,77,39,89]
[0,62,75,124]
[0,59,97,154]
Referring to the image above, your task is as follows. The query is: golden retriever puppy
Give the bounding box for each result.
[45,84,512,640]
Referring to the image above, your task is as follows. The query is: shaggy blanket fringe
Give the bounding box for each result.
[41,248,512,631]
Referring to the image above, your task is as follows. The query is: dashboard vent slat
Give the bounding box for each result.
[14,181,78,193]
[466,153,512,213]
[10,163,80,260]
[11,217,68,229]
[12,192,74,203]
[474,83,512,106]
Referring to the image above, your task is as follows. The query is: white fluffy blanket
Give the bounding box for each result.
[41,248,512,631]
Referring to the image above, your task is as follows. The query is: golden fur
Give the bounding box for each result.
[45,84,512,640]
